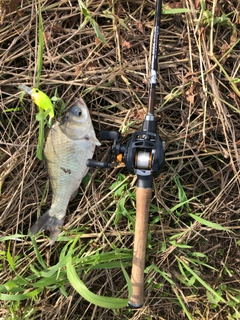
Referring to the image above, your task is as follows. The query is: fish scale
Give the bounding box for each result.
[30,98,100,243]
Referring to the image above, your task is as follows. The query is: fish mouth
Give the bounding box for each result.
[56,111,76,126]
[60,114,69,124]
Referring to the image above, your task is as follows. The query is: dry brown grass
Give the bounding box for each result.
[0,0,240,319]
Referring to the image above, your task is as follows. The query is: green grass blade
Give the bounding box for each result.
[174,176,189,204]
[177,257,226,303]
[77,0,108,46]
[65,236,130,308]
[66,255,129,308]
[36,0,44,88]
[90,18,109,47]
[0,234,26,241]
[120,260,132,299]
[169,197,196,213]
[3,107,21,112]
[0,289,41,301]
[36,118,44,160]
[162,8,192,14]
[172,286,194,320]
[30,234,46,269]
[6,244,15,271]
[36,0,45,160]
[169,240,193,248]
[189,213,231,231]
[147,265,192,318]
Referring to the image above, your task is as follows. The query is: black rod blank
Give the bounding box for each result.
[147,0,162,115]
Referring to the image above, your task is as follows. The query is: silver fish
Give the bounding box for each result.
[30,98,100,243]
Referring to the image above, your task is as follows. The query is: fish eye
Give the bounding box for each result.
[71,106,82,117]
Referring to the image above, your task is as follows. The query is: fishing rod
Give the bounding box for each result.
[87,0,164,308]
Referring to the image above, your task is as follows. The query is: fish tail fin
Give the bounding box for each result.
[30,210,64,244]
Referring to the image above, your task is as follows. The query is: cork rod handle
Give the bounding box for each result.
[128,186,152,308]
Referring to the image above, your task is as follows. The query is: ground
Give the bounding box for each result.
[0,0,240,319]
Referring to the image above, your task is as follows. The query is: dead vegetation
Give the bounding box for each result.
[0,0,240,319]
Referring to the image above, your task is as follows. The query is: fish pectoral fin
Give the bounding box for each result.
[92,136,101,146]
[86,131,101,146]
[30,210,65,245]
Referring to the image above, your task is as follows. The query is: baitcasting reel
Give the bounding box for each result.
[87,113,164,186]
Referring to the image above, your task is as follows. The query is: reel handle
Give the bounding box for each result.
[128,176,152,308]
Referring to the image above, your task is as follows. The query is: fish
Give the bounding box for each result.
[30,98,100,244]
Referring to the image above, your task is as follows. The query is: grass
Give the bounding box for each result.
[35,0,45,160]
[0,0,240,319]
[0,233,132,309]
